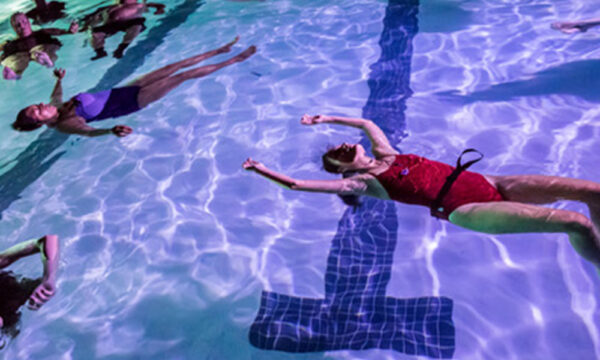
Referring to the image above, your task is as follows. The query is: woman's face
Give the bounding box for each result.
[11,14,32,37]
[326,143,368,171]
[25,103,58,122]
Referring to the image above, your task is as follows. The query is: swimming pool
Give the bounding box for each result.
[1,0,599,359]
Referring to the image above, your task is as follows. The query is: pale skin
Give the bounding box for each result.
[0,235,60,323]
[20,37,256,137]
[551,17,600,34]
[243,114,600,272]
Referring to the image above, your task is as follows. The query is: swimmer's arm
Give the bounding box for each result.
[56,121,113,137]
[50,70,64,106]
[0,235,54,269]
[42,21,79,35]
[301,114,398,158]
[243,159,367,195]
[39,235,59,286]
[80,6,111,30]
[145,2,166,14]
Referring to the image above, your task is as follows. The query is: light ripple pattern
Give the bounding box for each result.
[0,0,599,359]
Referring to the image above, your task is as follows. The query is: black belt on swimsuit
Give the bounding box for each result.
[430,148,484,218]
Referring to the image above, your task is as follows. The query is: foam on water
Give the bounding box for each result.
[0,0,599,359]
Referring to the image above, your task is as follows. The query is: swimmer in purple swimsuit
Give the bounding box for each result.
[12,37,256,137]
[243,114,600,273]
[0,235,59,347]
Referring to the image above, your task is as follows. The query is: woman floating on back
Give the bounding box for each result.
[12,37,256,137]
[244,114,600,273]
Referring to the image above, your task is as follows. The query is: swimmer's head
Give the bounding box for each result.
[13,104,58,132]
[0,271,41,342]
[322,143,367,174]
[10,13,32,37]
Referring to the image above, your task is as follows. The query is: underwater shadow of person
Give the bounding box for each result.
[0,0,206,220]
[437,59,600,103]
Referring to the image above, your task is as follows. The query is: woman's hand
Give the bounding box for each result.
[53,68,66,80]
[301,114,330,125]
[68,21,79,34]
[243,158,261,170]
[27,281,56,311]
[112,125,133,137]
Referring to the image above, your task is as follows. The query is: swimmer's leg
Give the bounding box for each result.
[487,175,600,239]
[91,31,108,60]
[449,201,600,270]
[136,45,256,108]
[113,24,143,59]
[127,36,240,87]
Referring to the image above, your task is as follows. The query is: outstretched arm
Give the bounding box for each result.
[243,158,368,194]
[145,2,166,15]
[551,17,600,34]
[301,114,398,158]
[57,121,133,138]
[41,21,79,35]
[0,238,41,269]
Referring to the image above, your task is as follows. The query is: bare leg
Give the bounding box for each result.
[113,24,143,58]
[91,31,108,60]
[488,175,600,236]
[449,201,600,269]
[128,36,240,87]
[136,45,256,108]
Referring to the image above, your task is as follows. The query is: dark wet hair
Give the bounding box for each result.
[322,148,362,208]
[0,271,40,341]
[13,108,42,132]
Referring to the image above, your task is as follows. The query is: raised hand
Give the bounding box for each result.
[242,158,261,170]
[112,125,133,137]
[53,68,66,80]
[68,21,79,34]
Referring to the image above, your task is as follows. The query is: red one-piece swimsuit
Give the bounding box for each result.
[374,154,505,220]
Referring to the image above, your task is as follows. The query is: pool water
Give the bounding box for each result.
[1,0,599,359]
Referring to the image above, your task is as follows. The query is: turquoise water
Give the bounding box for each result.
[1,0,600,359]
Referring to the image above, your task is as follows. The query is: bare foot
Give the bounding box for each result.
[235,45,257,62]
[219,36,240,54]
[551,21,588,34]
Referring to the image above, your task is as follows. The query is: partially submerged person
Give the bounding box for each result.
[81,0,166,60]
[26,0,67,25]
[12,37,256,137]
[0,12,78,80]
[0,235,59,348]
[244,114,600,273]
[552,17,600,34]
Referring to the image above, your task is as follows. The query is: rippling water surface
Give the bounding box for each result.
[1,0,599,359]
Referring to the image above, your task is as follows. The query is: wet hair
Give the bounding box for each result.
[0,271,40,341]
[13,108,42,132]
[322,148,362,208]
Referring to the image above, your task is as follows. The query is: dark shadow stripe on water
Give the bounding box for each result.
[0,0,205,219]
[250,1,455,357]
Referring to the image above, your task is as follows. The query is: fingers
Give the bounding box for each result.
[242,157,258,169]
[27,284,55,311]
[113,125,133,137]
